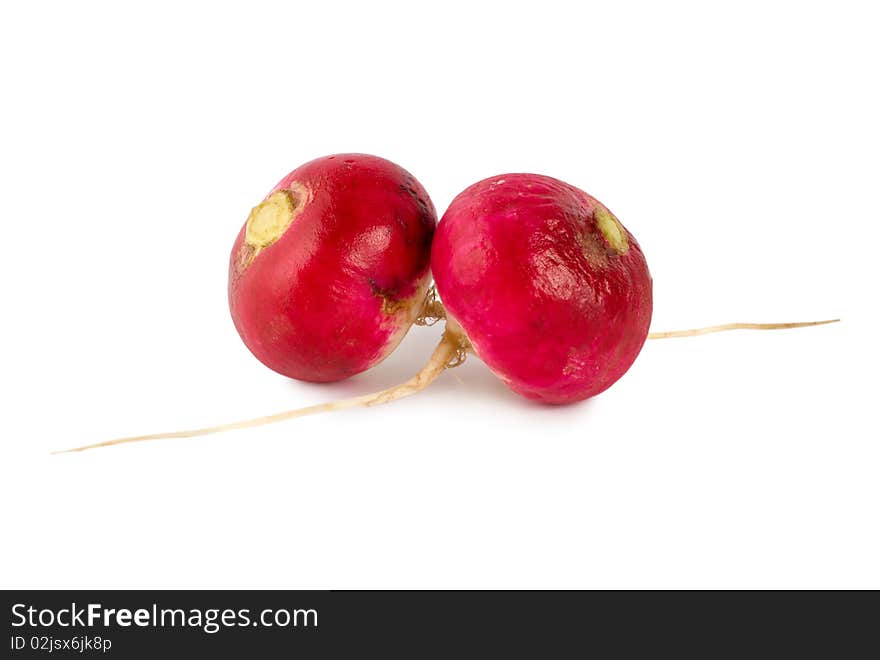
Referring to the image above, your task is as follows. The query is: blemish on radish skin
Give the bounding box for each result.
[399,182,434,226]
[368,277,405,315]
[562,347,585,377]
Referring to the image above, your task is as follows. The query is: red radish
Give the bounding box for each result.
[229,153,436,382]
[55,169,838,453]
[432,173,652,403]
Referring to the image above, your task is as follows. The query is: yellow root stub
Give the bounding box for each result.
[594,206,629,254]
[245,190,298,253]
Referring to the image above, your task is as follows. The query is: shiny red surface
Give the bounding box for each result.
[229,154,436,382]
[432,174,652,404]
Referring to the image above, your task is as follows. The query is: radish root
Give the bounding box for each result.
[414,285,446,326]
[52,311,839,454]
[647,318,839,340]
[53,327,467,454]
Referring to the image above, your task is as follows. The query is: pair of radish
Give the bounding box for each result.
[233,154,651,402]
[60,153,835,452]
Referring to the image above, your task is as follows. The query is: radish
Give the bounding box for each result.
[432,174,652,403]
[56,172,837,452]
[229,153,436,382]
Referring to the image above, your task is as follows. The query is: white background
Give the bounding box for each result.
[1,1,877,589]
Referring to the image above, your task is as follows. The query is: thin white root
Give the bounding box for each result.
[647,318,839,340]
[53,310,839,454]
[53,329,465,454]
[414,285,446,326]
